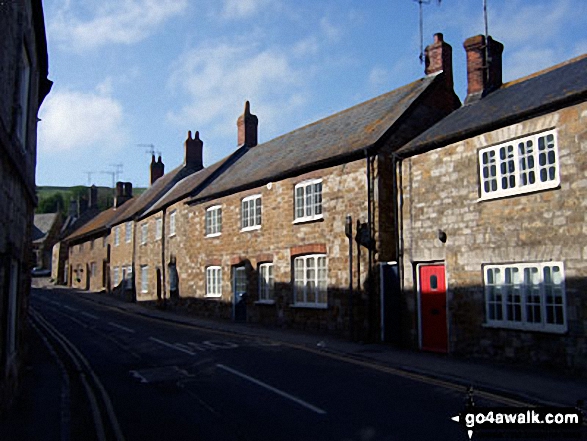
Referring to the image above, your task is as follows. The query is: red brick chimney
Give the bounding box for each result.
[424,33,453,90]
[184,130,203,171]
[237,101,258,147]
[115,181,133,208]
[463,35,504,103]
[150,154,164,185]
[88,185,98,209]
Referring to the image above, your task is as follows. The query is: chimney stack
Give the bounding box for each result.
[184,130,203,171]
[150,154,165,185]
[88,185,98,209]
[463,35,504,103]
[237,101,258,147]
[115,181,133,208]
[424,33,453,90]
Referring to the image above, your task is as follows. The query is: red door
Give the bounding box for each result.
[419,265,448,353]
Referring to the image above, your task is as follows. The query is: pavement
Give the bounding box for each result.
[2,280,586,439]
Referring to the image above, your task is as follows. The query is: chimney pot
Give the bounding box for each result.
[184,130,203,171]
[88,185,98,209]
[425,33,453,90]
[237,101,258,147]
[464,35,504,103]
[150,153,165,185]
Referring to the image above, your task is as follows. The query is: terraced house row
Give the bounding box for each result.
[57,33,587,373]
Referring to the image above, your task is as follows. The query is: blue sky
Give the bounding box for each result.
[37,0,587,188]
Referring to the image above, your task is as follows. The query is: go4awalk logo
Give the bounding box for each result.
[451,407,583,439]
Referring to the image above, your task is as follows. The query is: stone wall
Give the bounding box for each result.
[400,101,587,372]
[139,159,383,337]
[0,0,49,410]
[68,236,109,292]
[110,221,135,296]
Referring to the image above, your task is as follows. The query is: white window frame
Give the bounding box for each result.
[206,266,222,298]
[478,130,560,201]
[125,265,133,289]
[258,263,275,303]
[141,223,148,245]
[140,265,148,293]
[483,262,566,333]
[205,205,222,237]
[113,266,120,286]
[293,254,328,308]
[114,226,120,247]
[293,179,323,223]
[90,262,97,278]
[155,218,162,240]
[125,222,132,243]
[241,195,262,231]
[169,211,177,237]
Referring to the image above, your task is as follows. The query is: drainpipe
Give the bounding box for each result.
[365,149,374,340]
[161,208,167,301]
[392,152,405,343]
[345,215,353,340]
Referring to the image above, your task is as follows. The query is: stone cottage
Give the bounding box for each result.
[65,183,134,291]
[0,0,51,409]
[395,35,587,372]
[133,34,460,341]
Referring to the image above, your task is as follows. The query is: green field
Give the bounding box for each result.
[36,185,146,215]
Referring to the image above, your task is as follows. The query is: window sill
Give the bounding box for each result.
[477,182,560,202]
[293,215,324,225]
[290,303,328,310]
[241,225,261,232]
[255,300,275,305]
[482,322,567,334]
[205,294,222,299]
[169,233,176,238]
[206,232,221,238]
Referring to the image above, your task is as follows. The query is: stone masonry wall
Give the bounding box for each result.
[110,221,135,295]
[400,101,587,372]
[143,159,376,337]
[68,236,109,291]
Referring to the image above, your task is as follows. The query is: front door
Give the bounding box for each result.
[233,267,247,322]
[419,264,448,353]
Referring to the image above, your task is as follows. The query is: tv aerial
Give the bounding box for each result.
[412,0,442,64]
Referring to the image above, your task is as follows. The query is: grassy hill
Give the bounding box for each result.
[36,185,147,215]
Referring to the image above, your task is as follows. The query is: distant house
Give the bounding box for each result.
[51,185,102,284]
[32,212,62,271]
[0,0,51,409]
[395,35,587,371]
[65,182,134,291]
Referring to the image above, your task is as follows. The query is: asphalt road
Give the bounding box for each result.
[23,287,503,441]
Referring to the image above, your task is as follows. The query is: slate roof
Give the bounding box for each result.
[189,74,442,203]
[110,165,192,226]
[141,154,237,219]
[64,205,125,242]
[33,213,59,243]
[397,54,587,157]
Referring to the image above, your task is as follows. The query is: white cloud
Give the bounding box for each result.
[220,0,271,19]
[38,87,128,154]
[167,40,311,151]
[320,17,342,42]
[49,0,188,51]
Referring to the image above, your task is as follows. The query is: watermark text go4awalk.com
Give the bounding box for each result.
[451,407,583,439]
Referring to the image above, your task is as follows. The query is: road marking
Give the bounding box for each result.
[216,364,327,415]
[63,305,77,312]
[108,322,135,333]
[82,312,99,319]
[149,337,196,355]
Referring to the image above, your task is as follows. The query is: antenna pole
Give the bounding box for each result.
[484,0,490,83]
[419,0,424,64]
[413,0,441,64]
